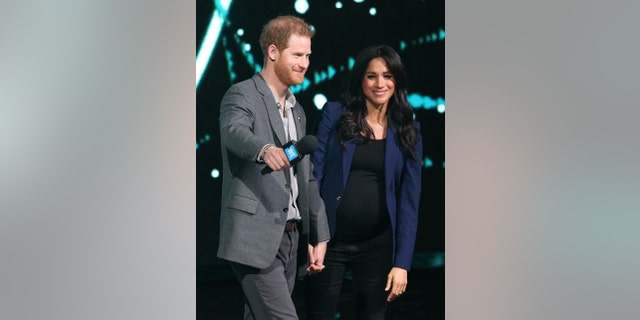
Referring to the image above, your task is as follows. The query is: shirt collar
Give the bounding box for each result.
[284,91,296,109]
[270,89,296,110]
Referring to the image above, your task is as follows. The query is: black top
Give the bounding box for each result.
[334,138,390,242]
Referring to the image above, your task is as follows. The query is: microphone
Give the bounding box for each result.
[261,135,319,174]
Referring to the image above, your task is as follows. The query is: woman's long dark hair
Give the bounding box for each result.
[336,45,419,161]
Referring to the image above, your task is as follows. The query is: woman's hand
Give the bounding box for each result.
[385,267,408,302]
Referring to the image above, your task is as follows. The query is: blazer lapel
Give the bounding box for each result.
[252,74,287,146]
[385,126,403,191]
[252,74,289,186]
[293,103,305,139]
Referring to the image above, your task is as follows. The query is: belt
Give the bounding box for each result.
[284,220,299,232]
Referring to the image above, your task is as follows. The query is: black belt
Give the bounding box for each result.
[284,220,299,232]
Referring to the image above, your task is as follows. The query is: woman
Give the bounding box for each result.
[305,45,423,319]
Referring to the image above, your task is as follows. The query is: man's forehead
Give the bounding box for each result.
[283,35,311,49]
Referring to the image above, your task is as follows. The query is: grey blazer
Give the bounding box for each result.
[217,73,331,269]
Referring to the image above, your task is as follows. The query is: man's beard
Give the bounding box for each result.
[275,60,305,86]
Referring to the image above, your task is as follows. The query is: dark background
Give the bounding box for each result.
[197,0,444,269]
[196,3,444,316]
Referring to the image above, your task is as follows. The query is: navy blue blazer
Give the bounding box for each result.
[311,102,423,270]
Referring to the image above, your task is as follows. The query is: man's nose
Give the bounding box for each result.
[300,57,309,68]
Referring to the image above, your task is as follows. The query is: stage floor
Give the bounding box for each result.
[197,262,444,320]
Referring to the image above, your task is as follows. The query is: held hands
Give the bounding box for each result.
[262,145,292,172]
[385,267,408,302]
[306,242,327,275]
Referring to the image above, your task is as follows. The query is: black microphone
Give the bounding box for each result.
[261,135,319,174]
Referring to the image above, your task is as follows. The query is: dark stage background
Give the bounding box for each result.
[196,0,444,271]
[197,1,444,318]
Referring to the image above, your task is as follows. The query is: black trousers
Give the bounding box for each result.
[305,227,393,320]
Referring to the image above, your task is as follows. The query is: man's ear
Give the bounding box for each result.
[267,44,279,61]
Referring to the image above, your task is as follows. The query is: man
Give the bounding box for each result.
[217,16,330,319]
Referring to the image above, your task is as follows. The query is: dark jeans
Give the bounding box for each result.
[305,227,393,320]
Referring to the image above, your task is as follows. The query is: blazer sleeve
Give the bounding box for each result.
[306,161,331,244]
[219,84,267,161]
[394,121,423,270]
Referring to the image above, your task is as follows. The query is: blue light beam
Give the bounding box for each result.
[196,0,232,89]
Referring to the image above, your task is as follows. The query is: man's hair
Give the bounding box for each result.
[259,15,314,59]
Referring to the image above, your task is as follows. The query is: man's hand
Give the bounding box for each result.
[262,145,292,172]
[306,242,327,275]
